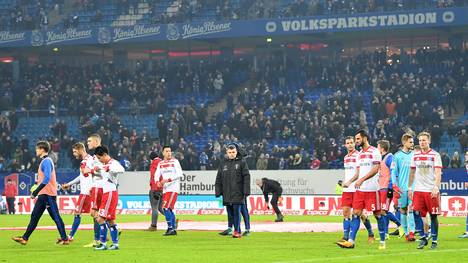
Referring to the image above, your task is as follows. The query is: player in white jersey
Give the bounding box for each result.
[337,136,375,244]
[154,145,184,236]
[409,132,442,250]
[94,145,125,251]
[338,130,386,250]
[411,144,431,240]
[61,142,94,241]
[83,134,104,247]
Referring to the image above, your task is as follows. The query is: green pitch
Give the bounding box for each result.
[0,214,467,263]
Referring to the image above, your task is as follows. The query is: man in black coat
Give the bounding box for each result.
[215,143,251,238]
[256,178,284,222]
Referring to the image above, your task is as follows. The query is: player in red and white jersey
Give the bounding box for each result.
[148,152,163,231]
[338,136,375,244]
[61,142,94,241]
[83,133,104,248]
[94,145,125,251]
[412,144,431,240]
[409,132,442,250]
[154,145,183,236]
[338,130,387,250]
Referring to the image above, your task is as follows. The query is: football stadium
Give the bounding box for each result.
[0,0,468,262]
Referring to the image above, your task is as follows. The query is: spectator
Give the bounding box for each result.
[8,159,21,171]
[292,154,303,169]
[310,156,320,170]
[385,98,396,116]
[130,98,140,117]
[267,154,278,170]
[213,73,224,98]
[278,157,286,170]
[441,152,450,169]
[51,119,67,137]
[373,120,387,139]
[92,10,102,22]
[459,129,468,153]
[256,153,268,170]
[19,135,29,150]
[39,9,48,30]
[450,151,462,168]
[0,195,6,214]
[431,124,442,149]
[199,151,209,170]
[0,155,5,171]
[2,178,17,214]
[71,15,79,27]
[466,150,468,168]
[319,156,329,169]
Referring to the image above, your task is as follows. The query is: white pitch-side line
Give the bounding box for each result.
[273,248,468,263]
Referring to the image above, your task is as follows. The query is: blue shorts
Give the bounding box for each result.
[398,191,413,209]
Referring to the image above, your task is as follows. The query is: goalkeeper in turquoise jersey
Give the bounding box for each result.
[391,133,417,241]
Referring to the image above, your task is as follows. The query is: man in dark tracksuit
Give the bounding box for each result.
[215,143,250,238]
[256,178,284,222]
[148,152,164,231]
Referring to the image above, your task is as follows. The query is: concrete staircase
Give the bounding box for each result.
[439,101,466,162]
[112,2,150,27]
[47,0,73,27]
[206,79,254,122]
[444,101,465,125]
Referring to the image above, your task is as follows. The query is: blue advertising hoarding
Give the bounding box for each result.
[440,168,468,196]
[117,195,223,210]
[0,171,78,196]
[1,8,467,48]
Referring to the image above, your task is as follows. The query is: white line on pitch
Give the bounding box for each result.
[273,248,468,263]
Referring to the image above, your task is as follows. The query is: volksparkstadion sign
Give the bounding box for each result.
[265,10,455,33]
[0,8,466,48]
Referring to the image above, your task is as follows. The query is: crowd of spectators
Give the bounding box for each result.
[0,47,467,172]
[203,48,468,171]
[0,58,248,171]
[278,0,466,18]
[2,0,468,31]
[115,0,468,25]
[0,0,64,31]
[122,0,468,23]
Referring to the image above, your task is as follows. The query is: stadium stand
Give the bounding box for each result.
[2,0,468,31]
[0,47,466,171]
